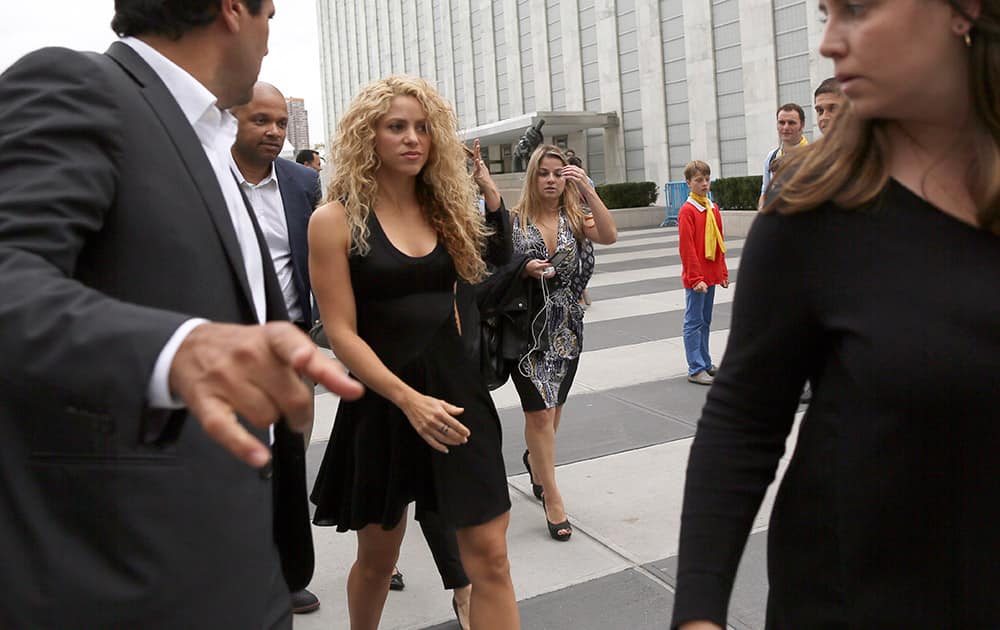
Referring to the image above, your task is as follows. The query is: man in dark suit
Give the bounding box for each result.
[230,81,323,613]
[295,148,323,172]
[0,1,362,628]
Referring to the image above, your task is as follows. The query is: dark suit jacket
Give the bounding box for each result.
[273,157,321,324]
[0,43,312,628]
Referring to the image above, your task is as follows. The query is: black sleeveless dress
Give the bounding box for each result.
[311,211,511,532]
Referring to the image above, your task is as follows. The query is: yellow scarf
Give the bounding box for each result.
[777,135,809,159]
[690,192,726,261]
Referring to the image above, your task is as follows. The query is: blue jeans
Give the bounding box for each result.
[683,286,715,376]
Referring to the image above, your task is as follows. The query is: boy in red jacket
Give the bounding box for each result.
[678,161,729,385]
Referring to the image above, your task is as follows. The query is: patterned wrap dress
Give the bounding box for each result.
[508,210,594,411]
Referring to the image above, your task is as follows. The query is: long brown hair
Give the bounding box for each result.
[324,76,488,282]
[765,0,999,234]
[512,144,588,238]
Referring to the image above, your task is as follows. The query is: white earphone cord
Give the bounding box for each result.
[518,274,553,378]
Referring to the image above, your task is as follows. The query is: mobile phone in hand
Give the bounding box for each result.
[548,248,570,268]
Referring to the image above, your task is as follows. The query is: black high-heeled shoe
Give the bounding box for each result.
[542,497,572,542]
[522,449,544,500]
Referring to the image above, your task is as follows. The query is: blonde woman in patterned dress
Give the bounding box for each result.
[510,145,617,540]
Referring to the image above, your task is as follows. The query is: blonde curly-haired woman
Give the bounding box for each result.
[308,76,519,630]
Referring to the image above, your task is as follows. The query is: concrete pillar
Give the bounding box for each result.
[531,0,552,111]
[389,0,405,78]
[682,1,720,172]
[479,0,500,123]
[739,0,780,173]
[421,0,437,84]
[438,0,456,105]
[561,0,585,111]
[595,0,624,183]
[454,1,478,124]
[503,0,524,116]
[636,0,669,189]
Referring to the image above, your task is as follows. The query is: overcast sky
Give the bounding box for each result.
[0,1,328,143]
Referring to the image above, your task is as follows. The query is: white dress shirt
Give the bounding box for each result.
[230,158,303,322]
[121,37,268,408]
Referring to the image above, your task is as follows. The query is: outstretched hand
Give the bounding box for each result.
[169,321,364,468]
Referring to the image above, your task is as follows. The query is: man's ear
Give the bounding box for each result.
[218,0,245,34]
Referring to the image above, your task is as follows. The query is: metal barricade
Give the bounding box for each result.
[661,181,690,227]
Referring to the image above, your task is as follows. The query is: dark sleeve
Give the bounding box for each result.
[307,169,322,209]
[670,211,821,628]
[0,49,186,436]
[482,198,512,266]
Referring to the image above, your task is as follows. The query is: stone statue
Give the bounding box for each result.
[512,119,545,172]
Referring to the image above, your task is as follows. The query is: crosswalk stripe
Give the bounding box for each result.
[583,283,736,323]
[588,256,741,287]
[595,239,744,265]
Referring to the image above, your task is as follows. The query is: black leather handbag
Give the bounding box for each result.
[479,313,509,390]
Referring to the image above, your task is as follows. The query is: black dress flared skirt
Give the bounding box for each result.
[310,214,510,532]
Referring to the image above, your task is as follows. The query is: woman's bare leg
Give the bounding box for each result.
[348,514,408,630]
[456,512,520,629]
[524,408,568,532]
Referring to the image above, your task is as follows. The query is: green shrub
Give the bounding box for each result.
[710,176,762,210]
[594,181,658,209]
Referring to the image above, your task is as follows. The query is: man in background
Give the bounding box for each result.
[758,103,808,209]
[295,148,322,172]
[231,80,324,614]
[814,77,845,136]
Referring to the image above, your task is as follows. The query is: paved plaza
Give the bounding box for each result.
[300,225,802,629]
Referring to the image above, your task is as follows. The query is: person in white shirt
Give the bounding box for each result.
[230,80,325,615]
[0,1,362,627]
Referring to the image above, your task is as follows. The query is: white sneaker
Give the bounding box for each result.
[687,371,714,385]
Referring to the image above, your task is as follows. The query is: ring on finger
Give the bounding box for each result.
[440,423,449,435]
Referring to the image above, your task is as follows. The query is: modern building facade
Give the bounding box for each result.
[316,0,833,185]
[285,97,311,151]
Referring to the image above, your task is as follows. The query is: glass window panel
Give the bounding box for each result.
[665,59,687,83]
[668,123,691,145]
[662,14,685,40]
[712,0,739,24]
[620,51,639,73]
[581,43,598,63]
[617,0,635,12]
[623,110,643,129]
[617,11,637,32]
[621,70,641,92]
[661,0,684,16]
[667,102,690,123]
[579,9,595,29]
[665,78,688,103]
[715,68,744,94]
[581,25,597,46]
[715,46,742,71]
[622,90,642,112]
[663,38,686,62]
[714,23,741,48]
[774,3,807,32]
[776,28,809,58]
[624,130,644,147]
[583,63,599,82]
[777,54,809,80]
[669,144,691,165]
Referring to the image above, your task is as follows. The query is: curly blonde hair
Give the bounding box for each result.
[512,144,588,239]
[325,75,489,282]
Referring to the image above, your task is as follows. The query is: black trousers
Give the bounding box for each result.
[418,511,470,590]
